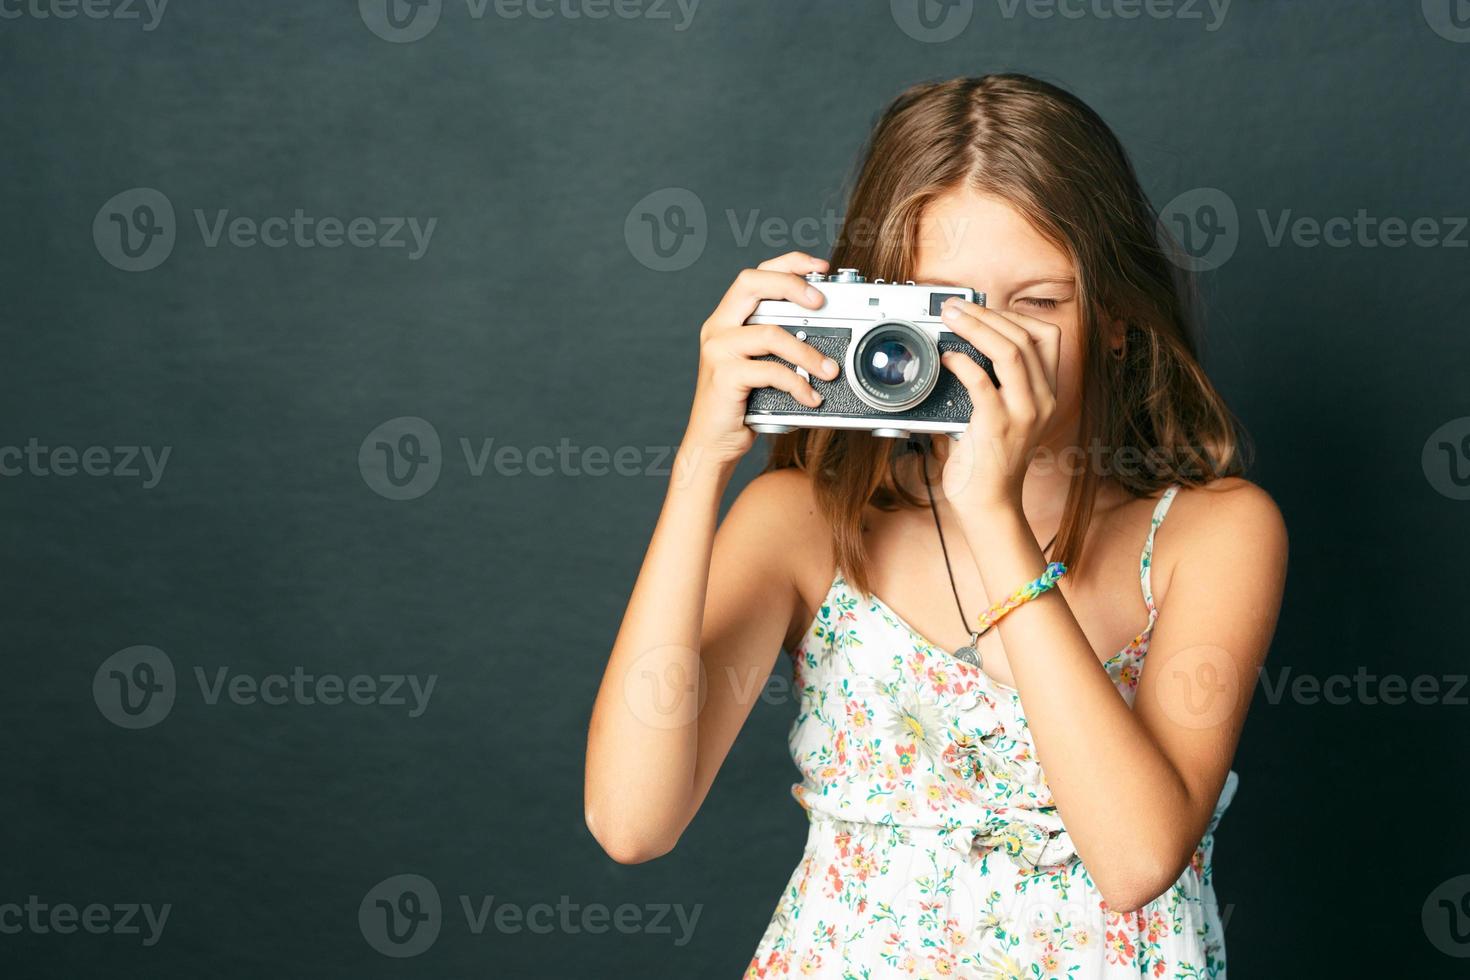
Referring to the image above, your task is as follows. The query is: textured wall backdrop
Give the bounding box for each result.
[3,1,1469,976]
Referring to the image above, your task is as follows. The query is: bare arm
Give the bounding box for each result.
[584,253,839,863]
[938,296,1288,911]
[959,480,1286,911]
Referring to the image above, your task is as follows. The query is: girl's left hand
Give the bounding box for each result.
[937,297,1063,514]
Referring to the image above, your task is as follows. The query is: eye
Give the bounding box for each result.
[1017,297,1060,310]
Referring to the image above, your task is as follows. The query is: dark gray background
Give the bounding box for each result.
[3,0,1469,976]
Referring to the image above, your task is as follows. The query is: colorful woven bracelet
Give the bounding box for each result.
[974,561,1068,633]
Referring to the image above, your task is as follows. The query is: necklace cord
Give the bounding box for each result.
[914,437,1058,639]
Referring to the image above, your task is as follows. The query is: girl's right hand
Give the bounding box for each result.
[681,251,843,467]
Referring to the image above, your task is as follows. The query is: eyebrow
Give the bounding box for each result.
[1014,276,1076,290]
[923,276,1075,290]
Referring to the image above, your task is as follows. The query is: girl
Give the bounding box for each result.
[585,73,1287,978]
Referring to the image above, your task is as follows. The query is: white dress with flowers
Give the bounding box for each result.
[745,484,1238,979]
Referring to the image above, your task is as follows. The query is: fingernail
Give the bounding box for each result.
[805,286,824,304]
[821,358,838,377]
[942,305,959,319]
[810,391,823,406]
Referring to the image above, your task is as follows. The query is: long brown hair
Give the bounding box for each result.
[763,73,1248,595]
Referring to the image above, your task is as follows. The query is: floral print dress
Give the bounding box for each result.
[746,484,1239,980]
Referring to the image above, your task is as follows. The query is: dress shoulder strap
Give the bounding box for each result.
[1140,484,1182,616]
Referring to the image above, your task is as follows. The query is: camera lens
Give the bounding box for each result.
[864,338,919,387]
[848,320,939,413]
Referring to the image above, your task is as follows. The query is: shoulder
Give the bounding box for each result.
[1167,477,1287,544]
[730,464,819,511]
[724,466,832,563]
[724,466,836,616]
[1151,476,1288,605]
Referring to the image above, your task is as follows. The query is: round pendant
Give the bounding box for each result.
[951,645,981,668]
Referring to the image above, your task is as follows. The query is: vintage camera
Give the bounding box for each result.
[743,268,1000,438]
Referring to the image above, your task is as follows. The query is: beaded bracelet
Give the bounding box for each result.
[974,561,1068,634]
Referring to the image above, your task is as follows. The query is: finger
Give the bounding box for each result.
[940,301,1034,413]
[723,359,824,409]
[941,349,1003,423]
[1005,309,1062,395]
[756,251,830,275]
[986,306,1061,399]
[946,300,1050,406]
[727,323,841,382]
[707,268,827,331]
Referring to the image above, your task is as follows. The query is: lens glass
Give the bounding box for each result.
[850,322,939,412]
[864,338,919,387]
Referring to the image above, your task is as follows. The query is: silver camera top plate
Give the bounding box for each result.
[747,268,984,327]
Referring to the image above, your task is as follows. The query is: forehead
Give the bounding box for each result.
[912,186,1073,287]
